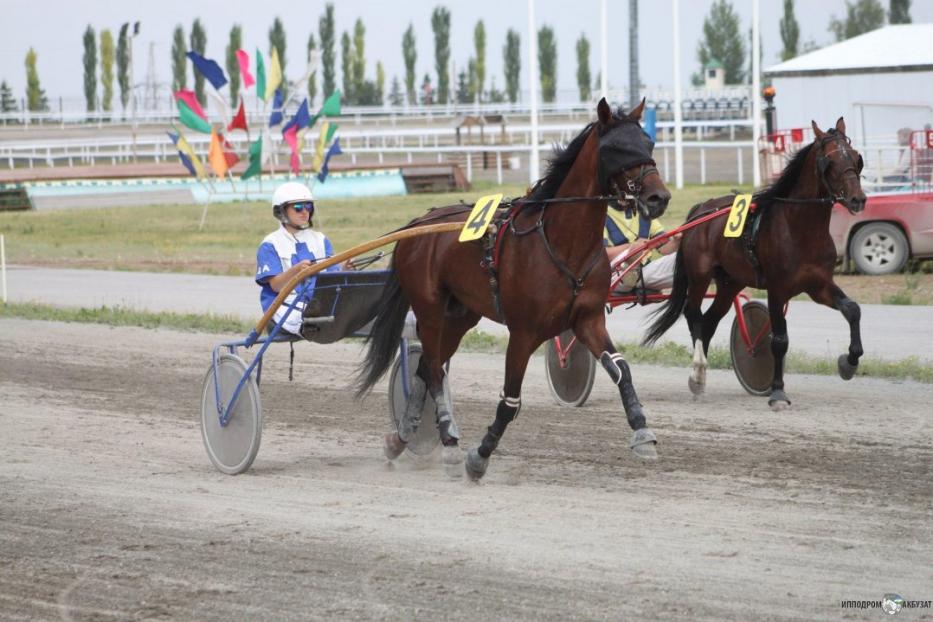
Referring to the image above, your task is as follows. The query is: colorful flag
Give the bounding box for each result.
[228,100,248,133]
[265,47,283,102]
[317,137,342,183]
[255,49,266,100]
[186,51,228,90]
[283,124,302,174]
[268,89,284,127]
[321,90,341,117]
[177,99,212,134]
[208,128,229,177]
[282,98,311,135]
[207,90,230,128]
[222,137,240,169]
[167,130,206,179]
[260,130,273,165]
[311,122,330,172]
[325,122,338,144]
[241,136,263,179]
[173,90,206,120]
[235,49,255,89]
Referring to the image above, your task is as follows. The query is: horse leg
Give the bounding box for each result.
[575,310,658,460]
[465,332,535,481]
[682,278,712,396]
[766,291,791,411]
[809,283,863,380]
[692,281,744,394]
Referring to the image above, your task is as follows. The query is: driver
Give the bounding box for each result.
[255,181,341,335]
[604,208,681,292]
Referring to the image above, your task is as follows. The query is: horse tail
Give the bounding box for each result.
[354,263,411,398]
[643,249,687,346]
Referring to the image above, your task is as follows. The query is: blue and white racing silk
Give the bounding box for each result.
[255,225,337,333]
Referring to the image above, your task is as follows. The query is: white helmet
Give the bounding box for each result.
[272,182,315,228]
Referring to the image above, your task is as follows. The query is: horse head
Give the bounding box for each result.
[811,117,866,214]
[596,97,671,220]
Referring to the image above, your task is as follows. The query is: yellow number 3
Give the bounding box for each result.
[724,194,752,238]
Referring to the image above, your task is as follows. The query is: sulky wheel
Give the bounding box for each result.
[730,301,774,397]
[200,353,263,475]
[387,344,445,457]
[544,329,597,407]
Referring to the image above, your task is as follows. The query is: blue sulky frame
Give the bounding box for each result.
[208,270,413,427]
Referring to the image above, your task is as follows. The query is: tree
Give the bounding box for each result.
[83,26,97,112]
[538,26,557,103]
[171,25,187,92]
[456,69,470,104]
[467,58,478,102]
[189,19,207,106]
[1,81,18,113]
[402,24,417,105]
[116,23,130,111]
[388,75,404,106]
[829,0,885,42]
[306,33,318,106]
[889,0,911,23]
[341,31,353,103]
[474,21,486,103]
[352,18,366,100]
[575,33,591,102]
[226,24,242,105]
[100,29,114,113]
[431,7,451,104]
[487,77,505,103]
[694,0,745,85]
[420,73,434,105]
[269,17,287,99]
[25,48,49,112]
[503,29,521,103]
[319,3,336,97]
[779,0,800,61]
[376,61,385,105]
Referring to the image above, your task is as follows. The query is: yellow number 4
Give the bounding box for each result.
[459,193,503,242]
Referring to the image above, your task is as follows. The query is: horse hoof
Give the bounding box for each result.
[441,445,463,479]
[630,428,658,460]
[465,448,488,481]
[383,432,406,461]
[837,354,858,381]
[768,390,791,412]
[687,376,705,396]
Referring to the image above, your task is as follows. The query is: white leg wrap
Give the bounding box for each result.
[691,339,707,385]
[601,352,627,386]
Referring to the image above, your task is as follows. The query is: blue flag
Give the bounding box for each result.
[317,137,343,183]
[186,51,228,89]
[282,98,311,136]
[268,89,284,127]
[167,131,198,177]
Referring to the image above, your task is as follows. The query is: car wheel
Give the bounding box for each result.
[849,222,909,275]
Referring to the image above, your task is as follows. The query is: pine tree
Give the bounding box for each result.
[694,0,746,85]
[780,0,800,61]
[100,29,114,112]
[503,29,521,103]
[189,19,207,106]
[474,21,485,103]
[0,81,18,114]
[889,0,911,24]
[226,25,243,105]
[116,23,130,111]
[388,75,404,106]
[538,26,557,103]
[467,58,478,102]
[319,3,336,97]
[352,18,366,100]
[431,7,451,104]
[171,26,187,92]
[829,0,885,42]
[83,26,97,112]
[25,48,49,112]
[575,33,591,103]
[341,31,353,103]
[402,24,417,106]
[307,33,318,106]
[269,17,287,99]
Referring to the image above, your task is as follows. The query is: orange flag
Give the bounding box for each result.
[208,127,229,177]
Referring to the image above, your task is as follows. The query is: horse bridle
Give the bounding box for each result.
[609,163,661,217]
[775,133,862,205]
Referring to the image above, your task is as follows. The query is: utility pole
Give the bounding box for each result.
[672,0,683,189]
[629,0,639,109]
[129,21,140,163]
[752,0,761,187]
[600,0,608,101]
[528,0,540,184]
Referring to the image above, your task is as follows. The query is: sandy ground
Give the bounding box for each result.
[1,318,931,620]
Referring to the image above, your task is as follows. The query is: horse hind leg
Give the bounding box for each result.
[690,280,744,396]
[682,282,711,396]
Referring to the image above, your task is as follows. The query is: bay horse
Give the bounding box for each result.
[644,117,866,410]
[356,98,671,480]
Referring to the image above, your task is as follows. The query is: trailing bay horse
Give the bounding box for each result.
[356,98,671,480]
[644,117,866,410]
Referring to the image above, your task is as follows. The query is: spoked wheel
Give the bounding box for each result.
[544,329,597,407]
[730,301,774,396]
[200,353,262,475]
[387,344,445,457]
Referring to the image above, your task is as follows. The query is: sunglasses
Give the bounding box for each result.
[287,201,315,213]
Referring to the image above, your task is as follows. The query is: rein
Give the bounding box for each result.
[771,133,859,205]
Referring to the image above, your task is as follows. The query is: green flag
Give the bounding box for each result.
[241,136,262,180]
[255,49,266,104]
[324,122,338,144]
[177,99,212,134]
[321,90,341,117]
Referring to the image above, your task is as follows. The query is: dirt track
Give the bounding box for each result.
[1,319,931,620]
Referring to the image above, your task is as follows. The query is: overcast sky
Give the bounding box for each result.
[2,0,932,104]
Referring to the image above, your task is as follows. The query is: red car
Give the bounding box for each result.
[829,191,933,274]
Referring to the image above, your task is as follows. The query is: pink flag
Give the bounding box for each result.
[173,90,207,120]
[283,124,301,174]
[236,49,255,89]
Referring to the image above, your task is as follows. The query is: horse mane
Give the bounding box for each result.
[753,129,847,208]
[527,121,597,202]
